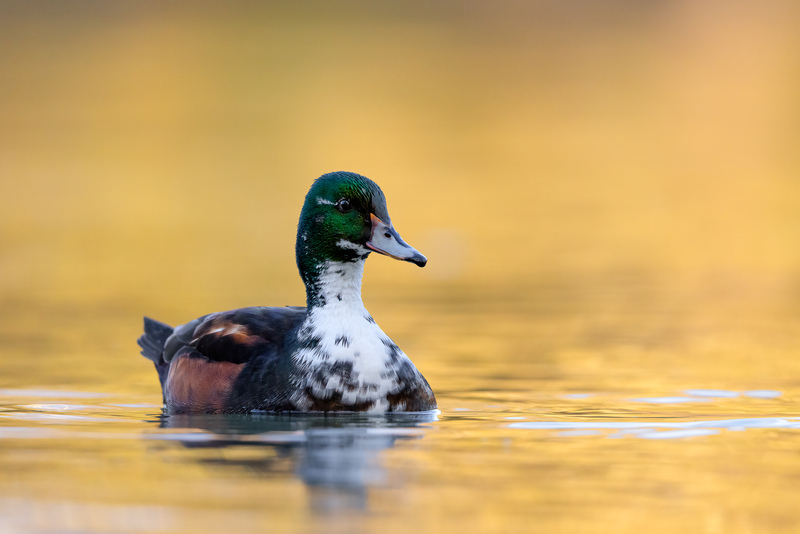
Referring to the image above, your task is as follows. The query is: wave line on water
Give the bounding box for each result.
[509,417,800,439]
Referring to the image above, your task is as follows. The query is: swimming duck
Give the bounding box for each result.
[138,171,436,414]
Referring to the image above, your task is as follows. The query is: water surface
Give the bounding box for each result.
[3,277,800,533]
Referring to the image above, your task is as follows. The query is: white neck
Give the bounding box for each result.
[292,260,413,412]
[312,260,366,310]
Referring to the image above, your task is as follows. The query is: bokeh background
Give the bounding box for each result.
[2,0,799,392]
[2,2,800,532]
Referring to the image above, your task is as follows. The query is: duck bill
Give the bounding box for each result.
[366,214,427,267]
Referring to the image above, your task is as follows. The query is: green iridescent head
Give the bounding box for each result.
[295,172,426,299]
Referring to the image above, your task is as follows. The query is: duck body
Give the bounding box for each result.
[138,172,436,414]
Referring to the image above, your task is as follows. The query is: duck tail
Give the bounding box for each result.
[138,317,174,393]
[137,317,174,363]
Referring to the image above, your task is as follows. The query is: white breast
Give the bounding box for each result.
[290,260,414,412]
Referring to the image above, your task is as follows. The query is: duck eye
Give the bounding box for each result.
[336,199,352,213]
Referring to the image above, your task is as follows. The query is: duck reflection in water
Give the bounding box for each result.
[157,412,437,512]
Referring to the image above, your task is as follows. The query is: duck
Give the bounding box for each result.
[137,171,437,414]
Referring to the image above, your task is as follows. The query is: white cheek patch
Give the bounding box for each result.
[336,239,369,255]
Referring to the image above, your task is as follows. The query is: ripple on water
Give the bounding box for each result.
[0,389,110,399]
[684,389,739,398]
[510,417,800,439]
[630,396,710,404]
[630,388,783,404]
[743,390,782,398]
[0,393,139,425]
[22,404,109,411]
[562,393,593,399]
[0,412,122,423]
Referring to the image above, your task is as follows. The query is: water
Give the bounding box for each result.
[2,2,800,533]
[2,386,800,533]
[3,279,800,533]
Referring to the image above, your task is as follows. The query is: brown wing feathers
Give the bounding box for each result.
[164,348,243,414]
[145,307,307,413]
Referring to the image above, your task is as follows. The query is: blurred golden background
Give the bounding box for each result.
[2,1,800,390]
[2,0,799,298]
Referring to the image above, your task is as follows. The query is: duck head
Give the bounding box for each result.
[296,172,426,291]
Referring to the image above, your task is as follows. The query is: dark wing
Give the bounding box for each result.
[163,306,307,365]
[159,306,307,414]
